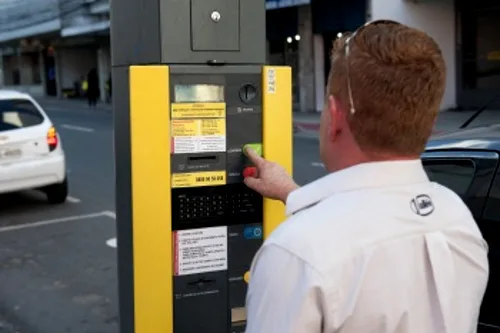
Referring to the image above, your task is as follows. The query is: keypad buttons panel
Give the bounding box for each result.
[172,183,262,229]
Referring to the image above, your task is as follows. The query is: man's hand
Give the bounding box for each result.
[243,147,299,203]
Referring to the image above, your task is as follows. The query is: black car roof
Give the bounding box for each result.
[426,124,500,152]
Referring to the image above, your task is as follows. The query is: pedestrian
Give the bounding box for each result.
[86,68,99,107]
[106,73,112,103]
[243,20,489,333]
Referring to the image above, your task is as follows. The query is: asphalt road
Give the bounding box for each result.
[0,103,327,333]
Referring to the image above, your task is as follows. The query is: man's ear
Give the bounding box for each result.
[327,95,341,141]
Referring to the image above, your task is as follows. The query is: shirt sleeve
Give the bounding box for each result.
[245,243,325,333]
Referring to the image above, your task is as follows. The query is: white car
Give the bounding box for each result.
[0,90,68,204]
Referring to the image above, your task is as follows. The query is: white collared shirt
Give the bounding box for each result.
[245,160,489,333]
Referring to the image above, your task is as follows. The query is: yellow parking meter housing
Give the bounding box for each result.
[110,0,292,332]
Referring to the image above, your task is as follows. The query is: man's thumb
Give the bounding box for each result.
[243,176,261,192]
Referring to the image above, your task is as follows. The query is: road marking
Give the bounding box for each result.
[45,107,68,112]
[479,323,500,329]
[0,211,111,233]
[61,124,95,133]
[311,162,325,168]
[102,211,116,219]
[106,237,117,248]
[67,196,81,203]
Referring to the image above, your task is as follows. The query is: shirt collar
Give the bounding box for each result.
[286,159,430,216]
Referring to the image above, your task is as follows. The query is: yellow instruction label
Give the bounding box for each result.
[171,103,225,118]
[171,119,199,136]
[171,119,225,137]
[172,171,226,188]
[200,119,226,136]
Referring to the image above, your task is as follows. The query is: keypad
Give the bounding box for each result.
[174,186,260,223]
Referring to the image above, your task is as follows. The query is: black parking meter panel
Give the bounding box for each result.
[111,0,292,332]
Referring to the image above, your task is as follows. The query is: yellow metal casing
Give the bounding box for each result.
[129,65,173,333]
[262,66,293,239]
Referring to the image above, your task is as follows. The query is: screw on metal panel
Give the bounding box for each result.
[211,10,221,22]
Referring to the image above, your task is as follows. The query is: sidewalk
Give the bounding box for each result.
[293,109,500,139]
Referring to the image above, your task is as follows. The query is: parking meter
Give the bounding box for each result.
[110,0,293,332]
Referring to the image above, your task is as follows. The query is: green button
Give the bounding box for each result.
[244,143,262,156]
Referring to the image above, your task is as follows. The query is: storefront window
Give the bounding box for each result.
[460,1,500,91]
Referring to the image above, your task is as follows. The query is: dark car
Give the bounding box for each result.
[423,124,500,332]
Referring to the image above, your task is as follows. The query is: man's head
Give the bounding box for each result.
[319,20,446,172]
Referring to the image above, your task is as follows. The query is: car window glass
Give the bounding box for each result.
[0,99,44,132]
[422,159,476,197]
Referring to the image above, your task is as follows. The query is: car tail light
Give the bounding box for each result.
[47,126,58,152]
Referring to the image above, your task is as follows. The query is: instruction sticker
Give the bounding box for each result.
[172,119,226,153]
[172,171,226,188]
[173,226,228,276]
[171,103,226,118]
[266,68,276,93]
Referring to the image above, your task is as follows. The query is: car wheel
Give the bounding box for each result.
[45,178,69,204]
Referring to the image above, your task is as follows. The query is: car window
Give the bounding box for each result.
[0,98,44,132]
[422,159,476,197]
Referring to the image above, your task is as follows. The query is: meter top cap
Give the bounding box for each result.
[110,0,266,67]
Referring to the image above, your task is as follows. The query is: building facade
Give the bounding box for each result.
[0,0,496,110]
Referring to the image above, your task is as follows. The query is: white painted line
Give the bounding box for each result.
[106,237,117,248]
[45,107,68,112]
[479,323,500,329]
[61,124,94,133]
[0,211,110,233]
[311,162,325,168]
[66,196,81,203]
[102,211,116,219]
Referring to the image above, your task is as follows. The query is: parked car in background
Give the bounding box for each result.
[423,124,500,333]
[0,90,68,204]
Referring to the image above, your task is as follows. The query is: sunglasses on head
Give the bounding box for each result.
[342,19,401,115]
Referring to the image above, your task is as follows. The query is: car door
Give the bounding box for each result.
[421,150,500,332]
[478,158,500,333]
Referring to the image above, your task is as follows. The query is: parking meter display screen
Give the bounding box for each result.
[174,84,224,103]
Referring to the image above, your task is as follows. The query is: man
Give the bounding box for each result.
[86,68,99,108]
[243,20,489,333]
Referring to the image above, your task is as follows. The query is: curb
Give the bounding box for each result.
[294,122,450,137]
[294,122,320,132]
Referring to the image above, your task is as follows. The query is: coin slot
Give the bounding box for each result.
[188,277,216,289]
[239,84,257,103]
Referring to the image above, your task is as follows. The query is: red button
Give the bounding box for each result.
[243,167,257,178]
